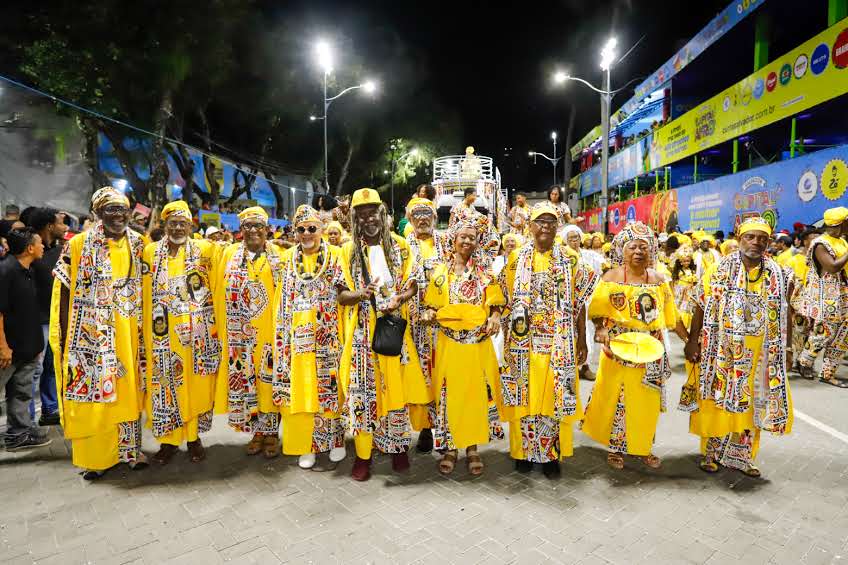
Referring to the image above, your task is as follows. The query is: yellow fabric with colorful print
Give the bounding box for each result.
[49,234,143,470]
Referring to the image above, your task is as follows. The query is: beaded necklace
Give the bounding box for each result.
[292,243,328,281]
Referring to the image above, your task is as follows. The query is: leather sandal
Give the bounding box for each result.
[262,435,279,459]
[607,452,625,470]
[152,444,179,465]
[439,450,457,475]
[246,433,264,456]
[466,448,483,476]
[187,440,206,463]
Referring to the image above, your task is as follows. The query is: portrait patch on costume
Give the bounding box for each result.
[609,292,627,311]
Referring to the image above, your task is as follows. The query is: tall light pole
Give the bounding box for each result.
[553,37,620,235]
[528,148,560,186]
[312,40,377,192]
[390,148,418,214]
[551,131,558,185]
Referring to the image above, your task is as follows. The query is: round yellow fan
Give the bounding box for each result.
[436,303,488,331]
[609,332,665,364]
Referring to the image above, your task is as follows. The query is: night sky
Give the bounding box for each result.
[280,0,729,189]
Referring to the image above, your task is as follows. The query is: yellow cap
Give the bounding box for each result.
[237,206,269,225]
[351,188,382,208]
[502,233,524,247]
[609,332,665,364]
[161,200,192,222]
[529,202,559,221]
[406,197,435,215]
[719,239,738,255]
[326,220,344,233]
[737,216,772,237]
[823,206,848,226]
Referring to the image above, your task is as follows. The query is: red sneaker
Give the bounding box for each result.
[351,457,371,481]
[391,451,410,472]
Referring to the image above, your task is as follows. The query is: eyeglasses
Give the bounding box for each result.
[533,218,558,229]
[101,205,129,215]
[241,223,266,232]
[296,225,319,234]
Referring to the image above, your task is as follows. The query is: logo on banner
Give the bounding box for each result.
[797,170,818,202]
[612,207,621,227]
[811,43,830,75]
[626,205,637,223]
[794,54,809,79]
[779,64,792,86]
[752,78,765,99]
[821,159,848,201]
[766,72,777,92]
[723,95,732,112]
[833,28,848,69]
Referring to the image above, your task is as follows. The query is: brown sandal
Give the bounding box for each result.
[466,448,484,476]
[642,454,662,469]
[262,435,279,459]
[152,444,178,465]
[187,440,206,463]
[742,465,761,478]
[439,450,457,475]
[246,433,264,456]
[607,452,625,470]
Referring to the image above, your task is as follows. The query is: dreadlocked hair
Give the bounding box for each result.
[349,203,398,272]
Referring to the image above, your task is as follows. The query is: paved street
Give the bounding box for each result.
[2,341,847,565]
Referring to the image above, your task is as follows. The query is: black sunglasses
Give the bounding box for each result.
[296,225,319,234]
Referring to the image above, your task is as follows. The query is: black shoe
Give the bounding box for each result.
[579,365,596,381]
[38,412,60,426]
[416,428,433,453]
[514,459,533,473]
[5,431,52,452]
[542,461,561,479]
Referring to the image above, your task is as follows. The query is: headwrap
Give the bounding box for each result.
[719,239,737,255]
[91,186,129,211]
[658,232,669,244]
[205,226,221,237]
[698,234,716,246]
[737,216,772,236]
[529,202,559,221]
[675,233,692,247]
[325,220,345,234]
[293,205,321,226]
[823,206,848,226]
[610,221,657,267]
[161,200,192,222]
[561,224,583,239]
[406,197,435,216]
[669,244,694,270]
[237,206,269,225]
[502,233,524,248]
[602,242,612,255]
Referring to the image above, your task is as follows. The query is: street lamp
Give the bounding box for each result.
[390,148,419,214]
[313,39,378,192]
[553,36,631,235]
[528,135,561,186]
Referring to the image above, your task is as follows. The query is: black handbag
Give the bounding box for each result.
[359,249,407,356]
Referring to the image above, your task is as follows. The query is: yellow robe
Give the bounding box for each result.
[142,240,219,446]
[213,243,281,430]
[501,246,586,460]
[684,264,794,461]
[407,235,440,429]
[277,246,346,455]
[775,248,793,267]
[582,279,677,456]
[423,263,504,449]
[50,233,143,471]
[338,235,431,457]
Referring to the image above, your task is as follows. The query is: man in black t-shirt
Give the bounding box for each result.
[0,229,51,450]
[27,207,68,425]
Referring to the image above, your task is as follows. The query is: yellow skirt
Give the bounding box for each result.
[582,352,661,456]
[433,334,500,449]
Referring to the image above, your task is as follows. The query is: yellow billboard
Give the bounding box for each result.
[649,18,848,168]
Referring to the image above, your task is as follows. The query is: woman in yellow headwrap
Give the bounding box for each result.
[582,222,688,470]
[421,218,504,475]
[669,245,697,329]
[324,220,349,247]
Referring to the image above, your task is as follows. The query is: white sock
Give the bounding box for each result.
[298,453,316,469]
[329,446,347,463]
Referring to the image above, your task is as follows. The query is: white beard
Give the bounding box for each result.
[168,235,187,245]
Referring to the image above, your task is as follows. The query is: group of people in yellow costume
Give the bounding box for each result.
[50,183,847,482]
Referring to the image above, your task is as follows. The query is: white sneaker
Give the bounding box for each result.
[298,453,316,469]
[329,446,347,463]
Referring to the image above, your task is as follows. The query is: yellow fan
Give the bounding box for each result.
[436,303,488,331]
[609,332,665,364]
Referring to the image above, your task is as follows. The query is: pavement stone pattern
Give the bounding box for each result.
[1,342,847,565]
